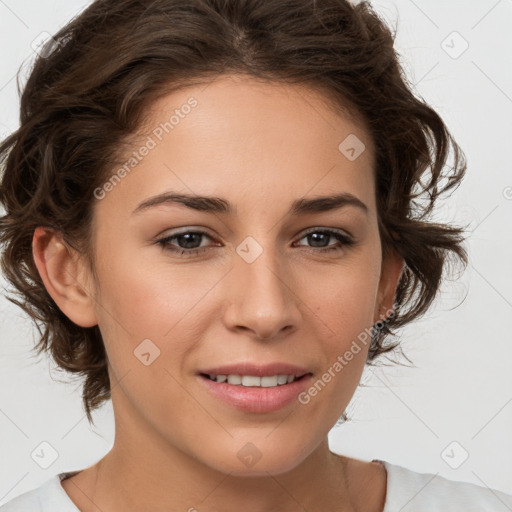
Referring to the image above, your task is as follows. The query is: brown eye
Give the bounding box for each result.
[157,230,217,257]
[295,228,354,253]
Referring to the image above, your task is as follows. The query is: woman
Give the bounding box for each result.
[1,0,511,510]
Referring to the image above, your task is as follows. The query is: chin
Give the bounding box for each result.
[199,440,313,477]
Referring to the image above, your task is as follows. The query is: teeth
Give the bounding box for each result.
[260,376,278,387]
[277,375,288,385]
[242,375,261,386]
[227,375,242,385]
[207,374,298,387]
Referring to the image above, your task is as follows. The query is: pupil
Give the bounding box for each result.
[309,233,328,247]
[179,233,201,249]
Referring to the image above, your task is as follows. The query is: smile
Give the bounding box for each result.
[197,365,313,413]
[202,374,300,386]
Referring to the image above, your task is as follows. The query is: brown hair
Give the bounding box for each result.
[0,0,468,424]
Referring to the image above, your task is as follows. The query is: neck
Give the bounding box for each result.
[88,437,355,512]
[64,385,360,512]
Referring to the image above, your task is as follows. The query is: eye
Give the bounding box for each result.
[294,228,355,253]
[156,229,217,257]
[156,227,355,258]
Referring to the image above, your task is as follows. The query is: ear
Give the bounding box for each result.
[373,248,404,325]
[32,226,98,327]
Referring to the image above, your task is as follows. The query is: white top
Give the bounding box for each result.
[1,459,512,511]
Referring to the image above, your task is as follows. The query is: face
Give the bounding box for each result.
[44,74,403,477]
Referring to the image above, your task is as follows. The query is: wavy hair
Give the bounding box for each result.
[0,0,468,424]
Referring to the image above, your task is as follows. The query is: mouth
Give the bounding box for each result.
[199,373,309,387]
[196,363,313,413]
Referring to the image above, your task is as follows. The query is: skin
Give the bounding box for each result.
[32,73,404,512]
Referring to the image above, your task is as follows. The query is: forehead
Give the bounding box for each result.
[143,73,371,150]
[97,73,376,219]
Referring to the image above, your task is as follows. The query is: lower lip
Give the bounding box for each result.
[198,374,313,413]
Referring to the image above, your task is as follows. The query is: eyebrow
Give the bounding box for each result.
[132,191,369,216]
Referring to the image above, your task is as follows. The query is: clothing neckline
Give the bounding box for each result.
[53,460,391,512]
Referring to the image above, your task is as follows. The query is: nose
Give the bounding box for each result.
[222,243,302,341]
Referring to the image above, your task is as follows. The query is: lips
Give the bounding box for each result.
[197,362,313,413]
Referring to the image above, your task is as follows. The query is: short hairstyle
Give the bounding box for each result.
[0,0,468,424]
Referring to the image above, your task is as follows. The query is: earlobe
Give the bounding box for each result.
[32,227,98,327]
[374,250,405,325]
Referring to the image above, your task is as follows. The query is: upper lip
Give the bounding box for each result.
[198,362,311,377]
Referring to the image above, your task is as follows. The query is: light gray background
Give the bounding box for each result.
[1,0,511,504]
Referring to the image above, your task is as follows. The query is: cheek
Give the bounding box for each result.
[299,278,375,420]
[303,262,380,341]
[94,249,220,339]
[92,256,229,394]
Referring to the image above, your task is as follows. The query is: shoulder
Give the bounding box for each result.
[376,459,512,512]
[0,472,80,512]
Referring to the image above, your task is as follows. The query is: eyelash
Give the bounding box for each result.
[156,228,355,257]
